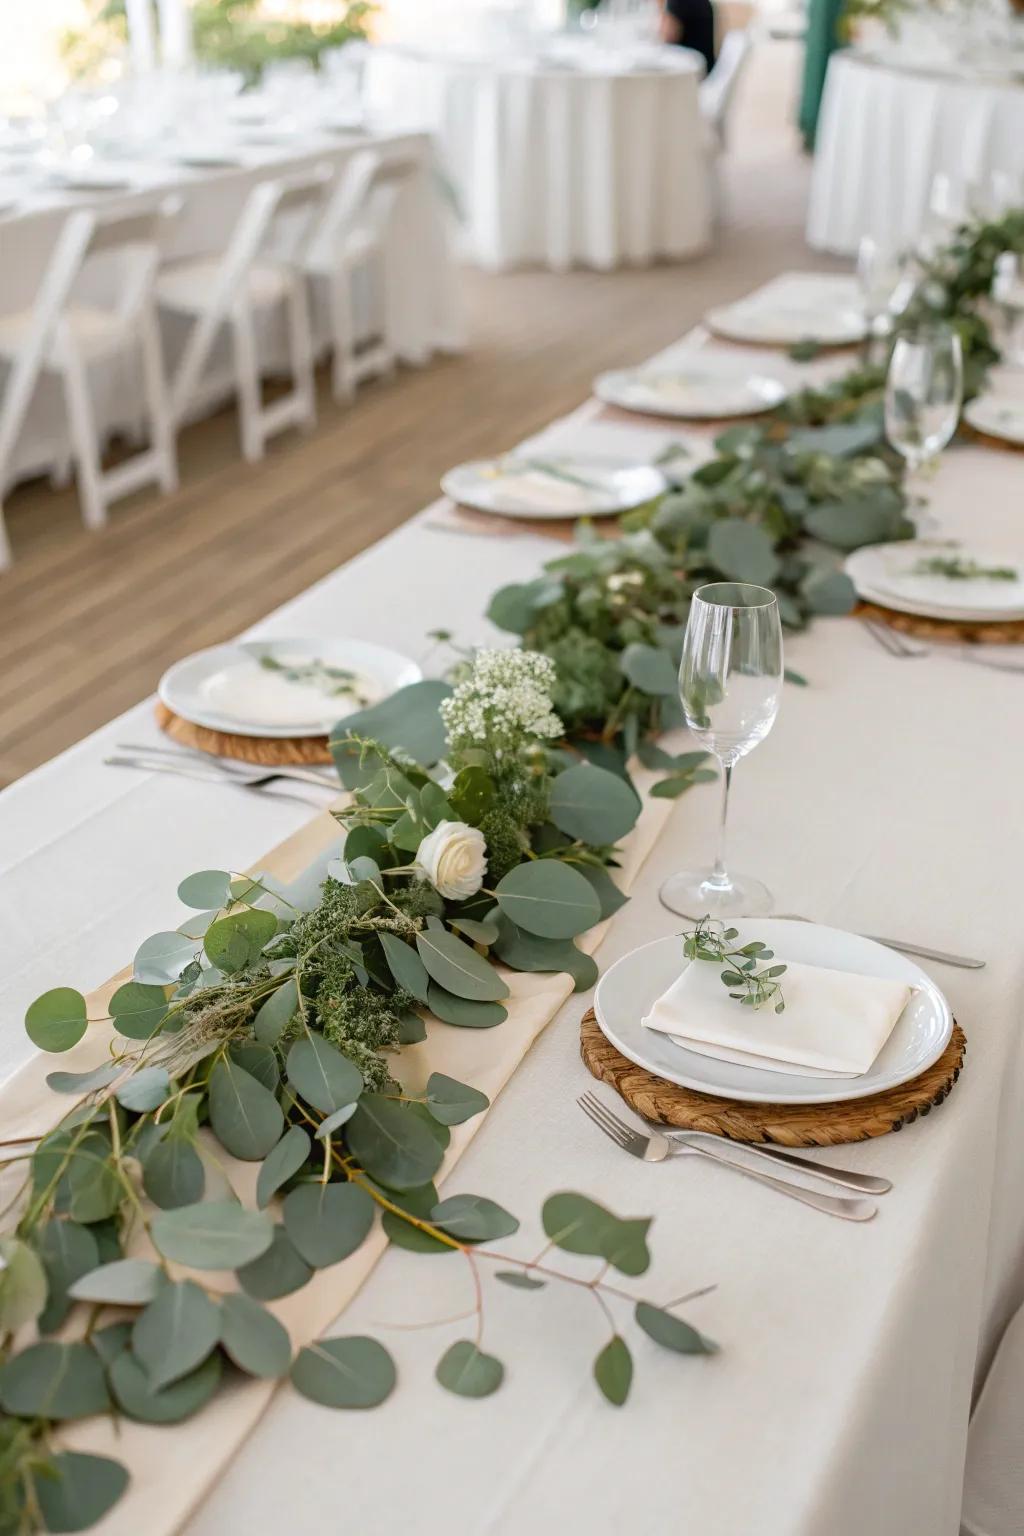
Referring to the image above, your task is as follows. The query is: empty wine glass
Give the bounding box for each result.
[885,324,963,476]
[857,236,905,361]
[659,583,783,920]
[992,252,1024,368]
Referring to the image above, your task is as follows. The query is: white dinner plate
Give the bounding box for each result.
[159,637,422,738]
[594,362,788,419]
[964,394,1024,447]
[845,541,1024,621]
[594,923,952,1105]
[440,455,668,519]
[705,300,867,347]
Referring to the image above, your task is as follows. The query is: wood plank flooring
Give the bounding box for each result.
[0,40,843,787]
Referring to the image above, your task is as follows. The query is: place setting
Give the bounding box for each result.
[593,353,789,421]
[703,294,868,349]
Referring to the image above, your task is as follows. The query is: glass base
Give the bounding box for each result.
[658,869,774,921]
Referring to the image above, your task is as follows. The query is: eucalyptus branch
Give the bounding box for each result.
[683,916,787,1014]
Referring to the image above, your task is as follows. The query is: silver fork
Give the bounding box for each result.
[641,1121,892,1194]
[578,1094,877,1221]
[116,742,338,789]
[105,753,338,798]
[860,618,928,658]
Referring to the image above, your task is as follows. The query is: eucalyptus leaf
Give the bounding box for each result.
[69,1259,166,1306]
[706,520,780,585]
[45,1062,120,1096]
[424,1073,489,1126]
[0,1237,48,1333]
[132,1280,221,1389]
[35,1220,99,1334]
[35,1451,129,1534]
[207,1058,284,1161]
[576,862,628,919]
[493,861,601,941]
[548,762,640,845]
[25,988,88,1053]
[228,1041,280,1093]
[282,1182,375,1269]
[0,1341,109,1420]
[142,1137,206,1210]
[236,1225,313,1301]
[619,643,678,696]
[114,1065,170,1114]
[256,1126,311,1209]
[379,931,431,1004]
[425,985,507,1029]
[108,980,168,1040]
[290,1336,396,1409]
[315,1103,359,1139]
[492,918,598,992]
[177,869,232,910]
[429,1195,518,1243]
[593,1334,633,1406]
[634,1300,718,1355]
[67,1136,120,1223]
[330,680,452,784]
[449,916,500,946]
[435,1340,504,1398]
[220,1292,292,1378]
[346,1096,444,1191]
[134,932,197,987]
[494,1270,545,1290]
[415,929,509,1002]
[204,910,277,974]
[253,978,298,1045]
[108,1349,221,1424]
[286,1034,363,1115]
[151,1201,274,1271]
[379,1182,453,1255]
[802,567,857,615]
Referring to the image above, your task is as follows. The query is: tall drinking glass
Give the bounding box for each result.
[856,235,905,359]
[659,583,783,920]
[884,324,963,480]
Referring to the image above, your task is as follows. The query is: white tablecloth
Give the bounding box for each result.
[807,51,1024,255]
[364,45,713,270]
[0,127,465,484]
[1,272,1023,1534]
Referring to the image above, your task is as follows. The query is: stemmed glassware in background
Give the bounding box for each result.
[856,235,906,362]
[884,323,963,529]
[991,252,1024,369]
[659,583,783,921]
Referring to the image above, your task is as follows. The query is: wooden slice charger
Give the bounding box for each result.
[856,600,1024,646]
[579,1008,966,1147]
[155,702,333,766]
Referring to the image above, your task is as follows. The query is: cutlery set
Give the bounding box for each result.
[861,615,1024,673]
[105,743,338,801]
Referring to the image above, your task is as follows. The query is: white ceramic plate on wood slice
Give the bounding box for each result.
[594,923,952,1105]
[704,299,867,347]
[441,455,668,519]
[964,394,1024,447]
[594,361,788,419]
[159,638,422,738]
[845,541,1024,621]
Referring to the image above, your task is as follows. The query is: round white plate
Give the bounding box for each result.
[594,923,952,1105]
[159,638,422,738]
[964,394,1024,447]
[440,455,667,520]
[845,541,1024,621]
[705,301,867,347]
[594,363,788,419]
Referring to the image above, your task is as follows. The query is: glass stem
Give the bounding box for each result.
[709,761,733,891]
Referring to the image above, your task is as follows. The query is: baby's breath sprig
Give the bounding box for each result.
[682,916,788,1015]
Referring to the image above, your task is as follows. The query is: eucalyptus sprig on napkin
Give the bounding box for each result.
[683,917,787,1014]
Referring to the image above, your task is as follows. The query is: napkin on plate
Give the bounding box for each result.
[642,956,911,1078]
[489,469,600,514]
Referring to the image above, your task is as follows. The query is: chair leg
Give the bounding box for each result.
[229,306,265,463]
[327,269,357,403]
[286,276,317,431]
[60,345,107,532]
[139,308,178,494]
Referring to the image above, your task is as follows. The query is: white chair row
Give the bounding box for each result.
[0,149,416,570]
[699,28,754,152]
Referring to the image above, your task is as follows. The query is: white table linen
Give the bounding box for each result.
[1,271,1022,1534]
[364,44,712,270]
[962,1298,1024,1535]
[807,51,1024,255]
[0,127,465,485]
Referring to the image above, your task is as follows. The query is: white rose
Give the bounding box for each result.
[415,820,488,901]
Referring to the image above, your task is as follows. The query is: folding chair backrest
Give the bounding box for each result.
[365,157,419,241]
[309,149,382,258]
[83,197,181,321]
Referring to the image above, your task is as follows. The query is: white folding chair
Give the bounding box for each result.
[304,151,419,402]
[0,200,179,570]
[157,164,333,462]
[699,28,754,151]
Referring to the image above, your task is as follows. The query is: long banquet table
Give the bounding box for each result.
[2,271,1023,1535]
[0,124,465,484]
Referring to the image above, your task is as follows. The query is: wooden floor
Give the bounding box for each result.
[0,41,840,787]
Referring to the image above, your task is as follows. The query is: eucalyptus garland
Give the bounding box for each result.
[5,206,1024,1533]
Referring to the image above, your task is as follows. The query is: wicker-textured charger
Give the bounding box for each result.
[579,1008,966,1147]
[155,702,334,766]
[856,599,1024,645]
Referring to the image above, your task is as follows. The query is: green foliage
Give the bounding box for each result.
[683,917,788,1014]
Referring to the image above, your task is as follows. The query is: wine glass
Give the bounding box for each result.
[857,236,906,362]
[992,252,1024,369]
[884,324,963,478]
[659,583,783,920]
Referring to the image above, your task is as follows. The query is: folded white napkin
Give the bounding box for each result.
[490,469,599,514]
[642,956,911,1078]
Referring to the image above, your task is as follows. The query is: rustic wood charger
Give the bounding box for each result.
[155,702,334,766]
[579,1008,966,1147]
[855,599,1024,646]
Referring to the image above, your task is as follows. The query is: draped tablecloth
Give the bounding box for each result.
[1,272,1023,1535]
[363,45,712,271]
[807,50,1024,254]
[0,127,465,485]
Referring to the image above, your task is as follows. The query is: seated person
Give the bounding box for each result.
[659,0,717,77]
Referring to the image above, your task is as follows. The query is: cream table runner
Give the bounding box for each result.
[3,272,1024,1536]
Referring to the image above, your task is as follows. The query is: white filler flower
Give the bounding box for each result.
[440,649,563,754]
[416,820,488,900]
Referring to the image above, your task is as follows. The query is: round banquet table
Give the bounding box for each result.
[363,43,713,271]
[807,50,1024,255]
